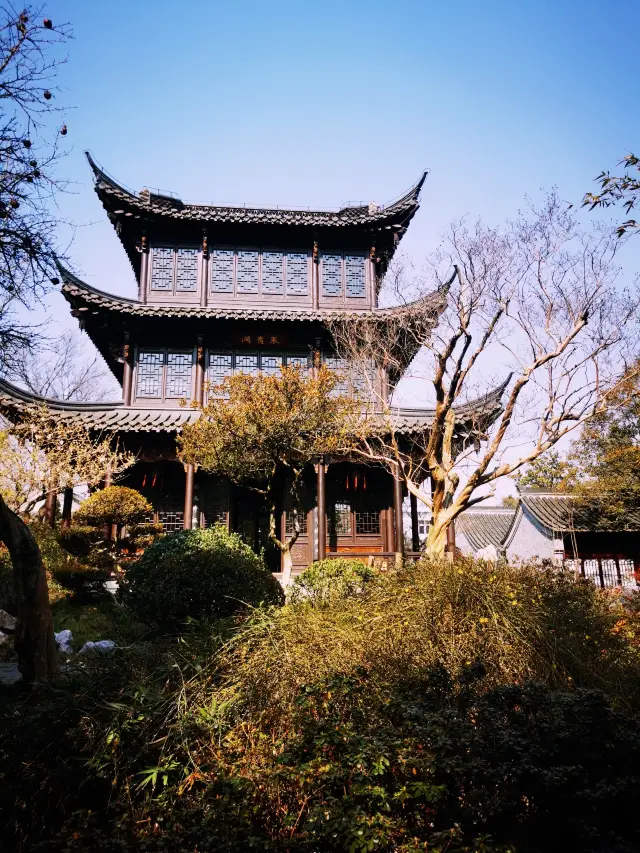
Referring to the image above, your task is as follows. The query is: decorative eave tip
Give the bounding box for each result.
[84,150,428,226]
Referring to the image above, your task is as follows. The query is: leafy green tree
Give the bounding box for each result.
[583,153,640,237]
[179,366,360,583]
[568,368,640,527]
[515,449,575,491]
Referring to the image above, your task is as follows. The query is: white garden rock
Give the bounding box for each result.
[78,639,116,656]
[0,609,16,633]
[54,629,74,655]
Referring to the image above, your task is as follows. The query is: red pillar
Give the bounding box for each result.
[393,471,404,558]
[183,464,194,530]
[317,458,326,560]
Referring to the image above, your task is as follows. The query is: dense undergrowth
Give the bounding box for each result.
[2,558,640,851]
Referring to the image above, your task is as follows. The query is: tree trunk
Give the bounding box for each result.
[0,495,58,683]
[281,546,294,587]
[425,521,448,559]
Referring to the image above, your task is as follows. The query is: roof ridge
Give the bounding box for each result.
[85,151,427,223]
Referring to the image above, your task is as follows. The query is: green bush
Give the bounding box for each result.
[4,558,640,852]
[74,486,152,528]
[288,557,378,604]
[122,526,284,628]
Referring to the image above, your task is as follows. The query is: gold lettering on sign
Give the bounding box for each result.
[256,335,265,345]
[270,336,279,345]
[241,335,251,344]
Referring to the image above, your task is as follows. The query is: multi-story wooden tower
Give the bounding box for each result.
[0,154,503,573]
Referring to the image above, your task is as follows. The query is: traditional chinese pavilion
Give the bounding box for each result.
[0,153,506,574]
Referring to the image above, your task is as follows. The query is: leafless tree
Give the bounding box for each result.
[10,328,119,401]
[0,5,71,371]
[330,192,640,557]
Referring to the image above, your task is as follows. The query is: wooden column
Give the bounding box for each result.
[312,240,319,310]
[393,471,404,557]
[410,492,420,553]
[183,465,195,530]
[200,232,208,308]
[385,487,396,553]
[139,235,149,304]
[44,491,56,528]
[195,337,205,404]
[122,333,133,406]
[317,458,326,560]
[61,487,73,529]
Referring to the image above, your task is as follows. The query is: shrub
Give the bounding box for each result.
[122,526,284,628]
[288,557,378,604]
[4,558,640,852]
[74,486,152,528]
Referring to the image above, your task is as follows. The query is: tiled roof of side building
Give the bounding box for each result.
[520,490,640,533]
[457,507,517,552]
[86,151,427,229]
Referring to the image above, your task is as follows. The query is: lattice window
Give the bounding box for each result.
[619,559,636,586]
[200,482,229,528]
[157,500,184,532]
[324,355,348,393]
[261,251,284,294]
[166,352,192,398]
[583,559,600,586]
[286,252,308,295]
[210,248,234,293]
[355,510,380,535]
[601,559,620,588]
[322,253,342,297]
[237,250,259,293]
[176,248,198,291]
[261,353,283,375]
[208,352,233,391]
[286,352,309,370]
[236,352,259,374]
[136,351,164,397]
[329,501,352,536]
[285,511,308,537]
[345,254,366,298]
[151,247,174,290]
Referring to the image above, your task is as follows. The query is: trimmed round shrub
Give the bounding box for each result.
[288,557,378,605]
[122,526,284,628]
[74,486,152,528]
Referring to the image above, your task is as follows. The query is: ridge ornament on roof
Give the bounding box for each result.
[85,151,428,229]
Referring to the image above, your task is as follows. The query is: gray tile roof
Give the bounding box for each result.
[86,151,427,229]
[0,379,199,433]
[0,377,510,437]
[59,265,445,323]
[520,490,640,533]
[457,507,516,551]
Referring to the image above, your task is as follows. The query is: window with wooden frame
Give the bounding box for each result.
[327,467,382,542]
[206,349,310,395]
[149,246,199,293]
[135,349,194,401]
[209,248,310,298]
[321,252,367,299]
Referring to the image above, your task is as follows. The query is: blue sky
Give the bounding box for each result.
[48,0,638,305]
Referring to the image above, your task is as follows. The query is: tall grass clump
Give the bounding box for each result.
[3,557,640,852]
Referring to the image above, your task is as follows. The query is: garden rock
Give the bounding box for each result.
[0,608,16,633]
[78,640,116,656]
[54,629,74,654]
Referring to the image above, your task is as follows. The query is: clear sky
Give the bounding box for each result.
[48,0,638,302]
[37,0,638,501]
